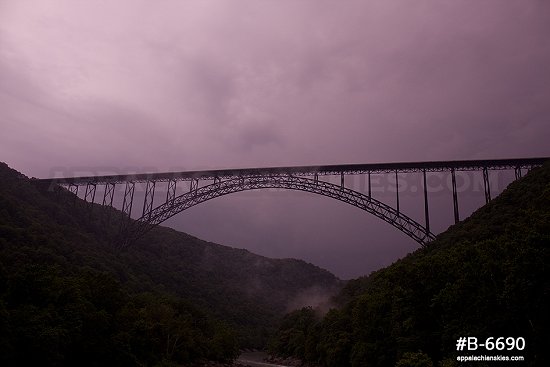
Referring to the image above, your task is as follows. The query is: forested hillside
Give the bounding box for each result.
[0,162,341,366]
[270,164,550,367]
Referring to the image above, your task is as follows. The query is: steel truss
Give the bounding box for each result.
[119,182,135,239]
[121,175,436,248]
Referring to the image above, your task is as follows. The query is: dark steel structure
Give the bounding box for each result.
[37,157,548,248]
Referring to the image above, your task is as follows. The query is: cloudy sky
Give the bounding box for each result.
[1,0,549,278]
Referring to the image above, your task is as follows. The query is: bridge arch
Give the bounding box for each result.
[126,175,436,247]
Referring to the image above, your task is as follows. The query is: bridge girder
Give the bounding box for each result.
[39,157,548,186]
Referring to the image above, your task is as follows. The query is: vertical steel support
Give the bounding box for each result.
[84,183,97,215]
[119,181,135,245]
[514,167,522,180]
[340,173,345,189]
[314,173,319,185]
[142,180,156,219]
[84,183,97,204]
[102,183,116,207]
[395,171,400,215]
[368,172,371,198]
[102,182,116,223]
[451,169,459,224]
[483,167,491,204]
[166,179,177,203]
[189,178,199,193]
[121,182,135,219]
[423,170,430,235]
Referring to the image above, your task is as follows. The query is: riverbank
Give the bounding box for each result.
[187,351,312,367]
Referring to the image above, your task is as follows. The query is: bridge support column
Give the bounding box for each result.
[451,169,459,224]
[483,167,491,204]
[340,173,345,189]
[102,183,116,222]
[85,183,96,202]
[121,182,135,219]
[84,183,97,214]
[102,183,115,207]
[314,173,319,185]
[368,172,371,198]
[189,178,199,193]
[423,170,430,235]
[395,171,400,215]
[142,181,156,219]
[118,181,135,247]
[166,179,177,203]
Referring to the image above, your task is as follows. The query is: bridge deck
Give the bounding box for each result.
[37,157,549,185]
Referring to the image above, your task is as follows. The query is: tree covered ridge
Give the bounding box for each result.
[270,164,550,367]
[0,162,342,366]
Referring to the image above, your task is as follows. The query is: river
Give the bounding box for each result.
[236,351,291,367]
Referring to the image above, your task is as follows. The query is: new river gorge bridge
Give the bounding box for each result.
[37,158,548,248]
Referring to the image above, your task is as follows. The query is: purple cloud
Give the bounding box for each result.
[1,0,549,278]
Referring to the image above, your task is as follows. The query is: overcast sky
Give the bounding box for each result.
[1,0,549,278]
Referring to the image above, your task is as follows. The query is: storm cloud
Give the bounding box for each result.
[1,0,549,278]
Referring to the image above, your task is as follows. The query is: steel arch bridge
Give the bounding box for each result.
[128,175,435,247]
[37,157,548,248]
